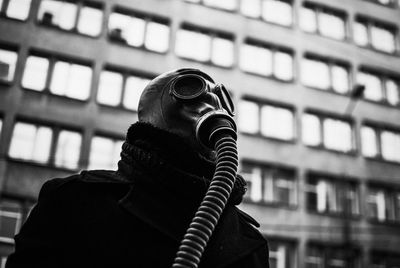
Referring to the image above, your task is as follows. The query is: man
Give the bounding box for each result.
[6,68,269,268]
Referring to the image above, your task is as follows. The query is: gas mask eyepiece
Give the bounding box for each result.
[170,74,235,117]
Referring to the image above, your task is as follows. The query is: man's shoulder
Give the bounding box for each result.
[39,170,130,200]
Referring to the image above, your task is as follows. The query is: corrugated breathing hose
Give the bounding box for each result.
[171,132,238,268]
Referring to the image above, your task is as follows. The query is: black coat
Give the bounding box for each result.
[6,123,269,268]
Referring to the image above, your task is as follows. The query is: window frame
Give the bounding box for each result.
[0,43,19,85]
[238,98,297,143]
[301,53,352,95]
[36,0,104,38]
[21,50,93,101]
[96,65,154,111]
[183,0,239,12]
[240,0,294,28]
[367,182,400,224]
[300,2,348,41]
[305,242,361,268]
[305,172,361,217]
[357,67,400,108]
[354,15,398,55]
[302,110,355,154]
[175,23,235,68]
[240,39,294,82]
[361,121,400,164]
[108,7,170,54]
[241,161,298,208]
[88,133,124,170]
[0,0,32,21]
[7,119,83,170]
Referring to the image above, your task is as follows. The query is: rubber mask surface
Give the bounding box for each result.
[138,68,235,161]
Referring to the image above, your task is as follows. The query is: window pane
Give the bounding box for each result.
[302,114,321,146]
[77,6,103,37]
[386,79,399,106]
[238,100,259,134]
[145,22,169,53]
[175,29,211,62]
[371,25,395,53]
[55,130,82,169]
[38,1,78,30]
[331,65,349,94]
[357,72,383,101]
[240,44,272,76]
[262,0,292,26]
[274,51,293,81]
[22,56,49,91]
[50,62,92,100]
[381,130,400,162]
[299,7,317,32]
[203,0,237,10]
[89,136,122,170]
[0,49,18,82]
[6,0,31,20]
[97,71,123,106]
[368,189,386,221]
[242,167,262,202]
[361,126,378,157]
[323,118,352,152]
[261,105,294,140]
[301,58,329,89]
[123,76,149,111]
[353,21,368,46]
[9,123,52,163]
[240,0,261,18]
[108,13,145,47]
[0,210,21,240]
[318,12,345,40]
[211,37,234,67]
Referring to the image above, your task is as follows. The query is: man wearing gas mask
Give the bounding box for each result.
[6,68,269,268]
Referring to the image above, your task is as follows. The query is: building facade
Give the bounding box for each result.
[0,0,400,267]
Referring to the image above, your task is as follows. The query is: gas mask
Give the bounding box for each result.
[138,68,239,268]
[138,68,236,161]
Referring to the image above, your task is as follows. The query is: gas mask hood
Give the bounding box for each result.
[138,68,236,161]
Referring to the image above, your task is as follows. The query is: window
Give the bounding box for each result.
[37,0,103,37]
[238,100,295,141]
[354,17,397,54]
[108,10,170,53]
[301,56,350,94]
[240,0,293,27]
[300,3,347,40]
[240,41,293,81]
[357,70,400,106]
[8,121,82,169]
[0,0,32,20]
[371,251,400,268]
[306,174,359,215]
[361,124,400,163]
[0,119,2,137]
[268,240,296,268]
[241,162,297,206]
[175,25,234,67]
[0,47,18,82]
[184,0,238,11]
[97,68,151,110]
[89,136,123,170]
[364,0,398,7]
[302,113,353,152]
[0,199,22,243]
[22,53,92,100]
[367,185,400,223]
[306,244,360,268]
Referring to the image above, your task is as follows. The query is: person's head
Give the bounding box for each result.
[138,68,235,161]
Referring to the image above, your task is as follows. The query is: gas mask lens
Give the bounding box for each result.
[171,74,206,100]
[171,74,235,116]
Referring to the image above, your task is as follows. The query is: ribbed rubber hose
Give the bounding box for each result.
[171,135,238,268]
